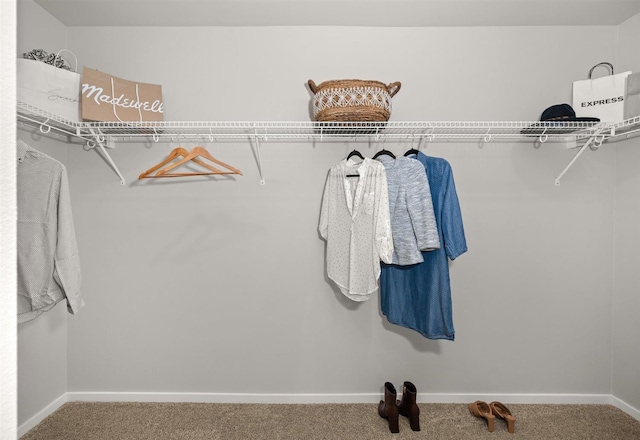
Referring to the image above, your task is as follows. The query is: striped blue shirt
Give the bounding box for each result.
[376,155,440,265]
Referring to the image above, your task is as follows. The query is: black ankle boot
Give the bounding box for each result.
[378,382,400,433]
[398,381,420,431]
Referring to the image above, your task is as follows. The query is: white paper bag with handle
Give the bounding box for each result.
[573,62,631,122]
[17,49,81,122]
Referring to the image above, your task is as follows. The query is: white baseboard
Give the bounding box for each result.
[610,395,640,421]
[20,390,640,438]
[67,392,382,404]
[419,393,613,405]
[18,393,67,438]
[67,391,621,407]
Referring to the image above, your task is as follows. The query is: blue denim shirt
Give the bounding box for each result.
[380,152,467,340]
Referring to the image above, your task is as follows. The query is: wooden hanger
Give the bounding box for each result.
[139,146,242,179]
[139,147,217,179]
[157,146,242,177]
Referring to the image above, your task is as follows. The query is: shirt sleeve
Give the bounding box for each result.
[406,162,440,251]
[441,165,467,261]
[52,166,84,314]
[318,170,331,241]
[375,168,394,264]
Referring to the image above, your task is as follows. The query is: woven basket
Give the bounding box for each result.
[308,79,401,122]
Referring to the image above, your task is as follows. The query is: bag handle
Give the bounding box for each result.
[110,77,143,123]
[55,49,78,73]
[588,62,614,79]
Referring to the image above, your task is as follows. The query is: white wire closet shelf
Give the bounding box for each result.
[71,120,608,142]
[18,100,630,142]
[16,100,640,185]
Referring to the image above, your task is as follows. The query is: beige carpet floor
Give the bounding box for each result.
[21,402,640,440]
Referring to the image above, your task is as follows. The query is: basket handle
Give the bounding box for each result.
[588,62,614,79]
[387,82,401,98]
[308,80,318,94]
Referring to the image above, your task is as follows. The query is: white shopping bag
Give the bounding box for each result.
[572,62,631,122]
[17,50,81,122]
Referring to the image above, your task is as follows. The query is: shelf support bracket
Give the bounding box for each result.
[554,129,604,186]
[252,129,266,185]
[89,129,126,185]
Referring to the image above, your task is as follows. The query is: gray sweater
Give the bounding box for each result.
[377,155,440,265]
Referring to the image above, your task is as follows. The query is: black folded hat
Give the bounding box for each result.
[520,103,600,135]
[540,104,599,123]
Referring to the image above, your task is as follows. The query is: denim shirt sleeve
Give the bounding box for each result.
[441,165,467,260]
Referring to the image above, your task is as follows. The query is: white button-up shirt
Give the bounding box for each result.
[319,158,393,301]
[17,140,84,323]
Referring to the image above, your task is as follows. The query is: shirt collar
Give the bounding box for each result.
[345,156,365,167]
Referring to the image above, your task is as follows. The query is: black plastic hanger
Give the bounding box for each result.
[347,149,364,161]
[404,148,420,157]
[373,149,396,159]
[345,150,364,177]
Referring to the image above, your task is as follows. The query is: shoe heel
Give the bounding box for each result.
[408,414,420,431]
[487,415,495,432]
[388,415,399,433]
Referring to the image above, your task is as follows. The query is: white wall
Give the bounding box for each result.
[16,0,69,429]
[16,1,639,423]
[58,25,618,398]
[613,11,640,412]
[0,1,17,438]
